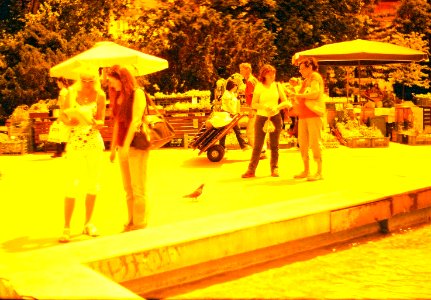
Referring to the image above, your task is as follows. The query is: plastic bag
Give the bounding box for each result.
[263,117,275,133]
[48,121,70,143]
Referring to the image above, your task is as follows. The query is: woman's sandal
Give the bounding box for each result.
[83,223,99,237]
[58,228,71,243]
[123,223,134,232]
[123,223,147,232]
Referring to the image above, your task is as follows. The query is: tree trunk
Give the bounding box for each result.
[30,0,41,14]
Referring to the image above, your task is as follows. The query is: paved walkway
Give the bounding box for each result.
[0,143,430,298]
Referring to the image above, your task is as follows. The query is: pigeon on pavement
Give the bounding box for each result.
[183,184,205,201]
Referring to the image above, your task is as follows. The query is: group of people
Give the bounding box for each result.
[56,66,149,243]
[217,58,325,181]
[53,56,325,242]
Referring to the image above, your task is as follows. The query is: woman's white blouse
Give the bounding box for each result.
[253,82,279,117]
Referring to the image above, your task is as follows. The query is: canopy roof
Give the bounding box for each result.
[292,39,429,66]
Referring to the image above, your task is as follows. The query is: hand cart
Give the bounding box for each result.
[189,113,246,162]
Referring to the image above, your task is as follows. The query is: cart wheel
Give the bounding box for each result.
[207,144,225,162]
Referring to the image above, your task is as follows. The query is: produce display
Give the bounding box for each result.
[9,105,30,123]
[28,100,51,113]
[336,121,384,138]
[164,101,211,112]
[154,90,212,112]
[154,90,211,100]
[279,130,298,148]
[321,131,340,148]
[414,93,431,106]
[0,133,8,142]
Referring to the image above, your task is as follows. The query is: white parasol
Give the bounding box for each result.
[50,41,169,80]
[292,39,428,66]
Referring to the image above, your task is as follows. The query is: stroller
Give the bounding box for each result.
[189,113,246,162]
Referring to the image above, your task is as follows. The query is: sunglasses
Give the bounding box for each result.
[81,79,95,83]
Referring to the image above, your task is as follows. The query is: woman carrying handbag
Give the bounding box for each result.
[241,64,291,178]
[107,65,149,232]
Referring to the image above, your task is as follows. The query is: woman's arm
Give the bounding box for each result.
[92,91,106,128]
[110,120,119,162]
[122,88,146,149]
[296,73,323,101]
[276,83,292,111]
[58,89,79,126]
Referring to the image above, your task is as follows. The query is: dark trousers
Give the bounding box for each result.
[247,114,282,172]
[219,124,247,149]
[55,142,66,155]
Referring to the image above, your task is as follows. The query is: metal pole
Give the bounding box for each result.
[358,60,361,103]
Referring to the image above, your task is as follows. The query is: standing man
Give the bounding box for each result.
[239,63,258,108]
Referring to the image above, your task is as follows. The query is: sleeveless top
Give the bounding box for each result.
[296,72,323,119]
[253,82,280,117]
[66,89,105,153]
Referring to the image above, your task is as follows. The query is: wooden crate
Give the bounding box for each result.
[29,112,50,119]
[422,106,431,129]
[345,137,371,148]
[33,121,53,144]
[165,111,211,139]
[408,135,429,145]
[415,136,428,145]
[370,137,389,147]
[0,140,25,155]
[323,140,340,148]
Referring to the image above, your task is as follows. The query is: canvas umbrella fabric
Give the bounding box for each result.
[50,41,169,80]
[292,39,428,66]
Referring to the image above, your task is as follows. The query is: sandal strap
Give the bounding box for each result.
[83,224,99,237]
[59,228,71,243]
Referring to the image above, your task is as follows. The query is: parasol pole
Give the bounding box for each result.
[346,67,350,101]
[358,60,361,103]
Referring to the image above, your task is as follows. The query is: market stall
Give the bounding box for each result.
[292,39,429,148]
[2,102,53,154]
[390,97,431,145]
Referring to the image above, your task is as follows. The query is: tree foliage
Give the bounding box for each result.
[120,0,277,93]
[0,0,127,115]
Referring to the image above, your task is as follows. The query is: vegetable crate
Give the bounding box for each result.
[323,141,340,148]
[401,135,430,145]
[0,140,26,155]
[345,137,371,148]
[370,137,390,148]
[29,112,50,119]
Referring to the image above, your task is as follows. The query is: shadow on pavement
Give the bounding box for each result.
[181,157,248,168]
[1,236,59,253]
[1,234,91,253]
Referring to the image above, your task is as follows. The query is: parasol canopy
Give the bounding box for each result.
[50,41,169,80]
[292,39,429,66]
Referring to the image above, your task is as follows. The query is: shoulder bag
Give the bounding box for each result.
[304,73,326,117]
[131,91,176,150]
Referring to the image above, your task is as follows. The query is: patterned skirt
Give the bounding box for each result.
[66,125,105,153]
